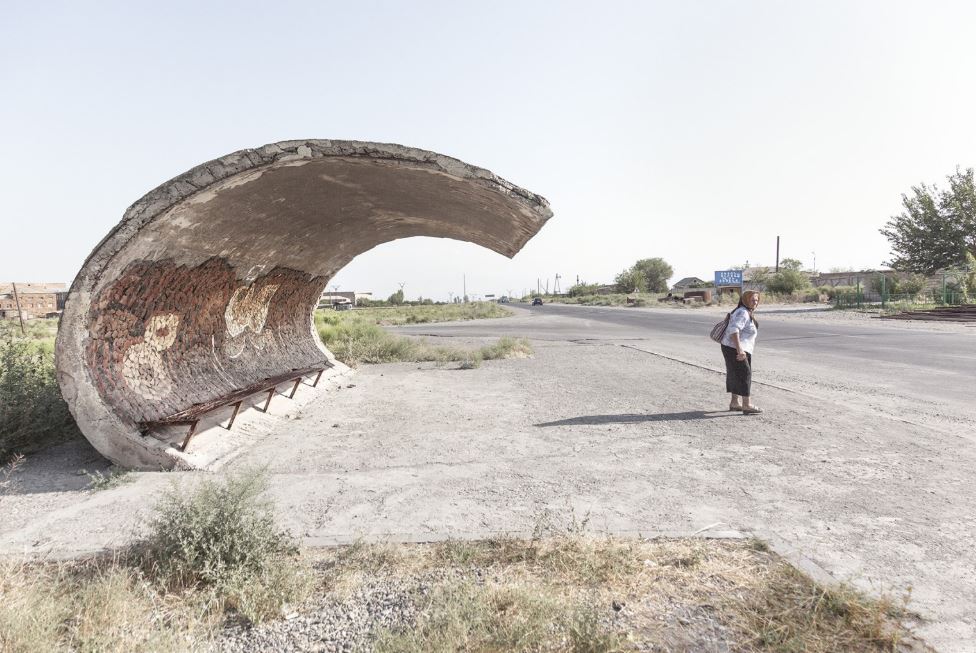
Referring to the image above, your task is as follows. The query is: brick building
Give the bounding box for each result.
[0,282,68,319]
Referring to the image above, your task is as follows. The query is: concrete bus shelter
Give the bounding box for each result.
[55,140,552,469]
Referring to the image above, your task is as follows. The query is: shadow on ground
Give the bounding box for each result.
[0,440,110,495]
[535,410,741,427]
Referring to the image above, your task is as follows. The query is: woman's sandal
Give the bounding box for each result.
[729,403,743,411]
[741,406,763,415]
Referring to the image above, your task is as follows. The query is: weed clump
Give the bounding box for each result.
[0,332,79,462]
[139,468,309,623]
[0,469,307,651]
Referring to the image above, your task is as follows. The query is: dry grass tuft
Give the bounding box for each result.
[316,535,918,652]
[373,579,627,653]
[737,562,909,652]
[0,556,217,652]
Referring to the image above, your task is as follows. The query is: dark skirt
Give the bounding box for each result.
[721,345,752,396]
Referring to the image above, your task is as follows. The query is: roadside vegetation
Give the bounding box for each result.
[341,302,512,325]
[2,495,918,653]
[0,469,309,652]
[0,319,79,463]
[315,303,531,368]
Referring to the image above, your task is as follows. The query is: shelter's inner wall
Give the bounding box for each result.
[138,158,542,278]
[85,258,326,423]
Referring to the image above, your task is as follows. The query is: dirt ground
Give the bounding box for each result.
[1,308,974,652]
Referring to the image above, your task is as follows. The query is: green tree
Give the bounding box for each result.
[567,282,600,297]
[880,167,976,273]
[614,258,673,293]
[749,267,772,285]
[614,268,645,293]
[387,289,404,305]
[779,257,803,271]
[765,269,811,294]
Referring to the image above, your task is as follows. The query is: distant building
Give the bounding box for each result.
[0,282,67,319]
[671,276,706,292]
[810,270,889,288]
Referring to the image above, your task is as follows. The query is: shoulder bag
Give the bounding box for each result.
[709,312,732,343]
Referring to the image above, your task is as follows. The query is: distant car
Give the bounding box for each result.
[333,302,352,311]
[531,297,543,306]
[498,296,509,303]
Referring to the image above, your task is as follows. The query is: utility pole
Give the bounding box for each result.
[463,274,466,302]
[775,236,780,273]
[554,273,561,294]
[537,278,540,295]
[11,282,26,335]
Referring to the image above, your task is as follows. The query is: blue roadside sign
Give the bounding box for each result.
[714,270,743,286]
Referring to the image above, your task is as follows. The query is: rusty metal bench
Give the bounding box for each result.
[139,364,331,452]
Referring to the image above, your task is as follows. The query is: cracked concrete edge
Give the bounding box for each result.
[743,528,937,653]
[300,528,748,548]
[0,529,748,562]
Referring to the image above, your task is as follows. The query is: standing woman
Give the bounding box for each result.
[721,290,762,414]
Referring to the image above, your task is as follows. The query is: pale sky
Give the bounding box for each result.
[3,1,975,301]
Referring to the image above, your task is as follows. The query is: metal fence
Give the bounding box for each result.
[833,290,966,309]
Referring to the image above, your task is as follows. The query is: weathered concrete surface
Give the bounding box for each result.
[55,140,552,469]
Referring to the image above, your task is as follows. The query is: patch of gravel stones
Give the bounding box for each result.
[217,567,466,653]
[218,580,416,652]
[215,562,739,653]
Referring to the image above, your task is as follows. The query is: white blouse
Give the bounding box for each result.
[721,306,758,354]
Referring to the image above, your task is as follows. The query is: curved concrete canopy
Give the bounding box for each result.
[56,140,552,469]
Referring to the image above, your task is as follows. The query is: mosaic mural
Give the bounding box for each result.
[85,258,327,423]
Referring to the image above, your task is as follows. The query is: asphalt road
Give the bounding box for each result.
[396,303,976,410]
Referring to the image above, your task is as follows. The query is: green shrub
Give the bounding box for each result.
[139,468,308,622]
[567,283,600,297]
[820,285,856,299]
[898,274,928,296]
[0,335,79,462]
[315,306,528,367]
[765,269,812,294]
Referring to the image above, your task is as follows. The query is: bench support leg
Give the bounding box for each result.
[289,377,302,399]
[225,401,243,430]
[180,420,201,452]
[312,369,324,387]
[262,387,275,412]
